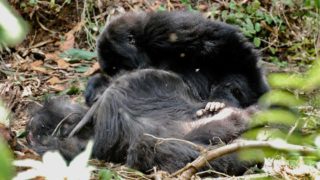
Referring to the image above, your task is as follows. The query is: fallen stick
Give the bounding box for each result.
[172,140,316,179]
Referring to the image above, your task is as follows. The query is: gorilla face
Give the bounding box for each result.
[97,13,150,75]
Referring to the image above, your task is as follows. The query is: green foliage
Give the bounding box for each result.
[180,0,194,11]
[0,138,13,180]
[66,85,81,95]
[244,60,320,165]
[305,0,320,8]
[269,57,288,68]
[216,0,285,47]
[75,66,90,73]
[99,169,122,180]
[60,48,97,62]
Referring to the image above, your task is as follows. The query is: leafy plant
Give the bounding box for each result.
[243,60,320,165]
[217,0,285,48]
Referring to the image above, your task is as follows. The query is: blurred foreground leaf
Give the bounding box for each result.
[0,138,13,180]
[99,169,122,180]
[250,109,298,128]
[259,90,304,108]
[0,0,29,48]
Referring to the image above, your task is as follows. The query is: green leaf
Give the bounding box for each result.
[269,47,276,55]
[253,37,261,47]
[304,62,320,90]
[268,73,305,89]
[254,23,261,32]
[259,90,304,108]
[60,48,97,62]
[315,0,320,8]
[305,0,311,6]
[75,66,89,73]
[252,0,261,11]
[28,0,37,5]
[229,0,237,10]
[0,139,14,180]
[66,86,81,95]
[99,169,121,180]
[157,5,166,11]
[250,109,298,128]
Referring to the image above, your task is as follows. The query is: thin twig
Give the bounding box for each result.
[173,140,316,179]
[51,112,78,136]
[144,133,205,152]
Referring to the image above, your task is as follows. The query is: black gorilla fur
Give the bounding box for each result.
[85,11,269,106]
[28,69,258,175]
[90,69,259,174]
[27,11,269,176]
[26,97,92,161]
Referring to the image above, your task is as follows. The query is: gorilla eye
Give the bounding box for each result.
[128,34,135,45]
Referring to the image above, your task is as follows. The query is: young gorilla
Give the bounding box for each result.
[85,11,269,108]
[26,97,93,161]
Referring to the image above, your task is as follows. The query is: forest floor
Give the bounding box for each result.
[1,0,319,179]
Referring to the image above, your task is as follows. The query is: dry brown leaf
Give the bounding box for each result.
[56,59,70,69]
[30,66,47,73]
[45,53,59,60]
[49,84,65,92]
[46,53,70,69]
[60,33,75,51]
[197,4,208,11]
[84,62,100,76]
[30,60,47,73]
[47,77,62,85]
[30,60,43,67]
[59,21,84,51]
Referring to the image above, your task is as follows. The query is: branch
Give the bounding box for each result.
[144,133,206,152]
[173,140,316,179]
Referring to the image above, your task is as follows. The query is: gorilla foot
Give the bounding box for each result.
[196,102,226,118]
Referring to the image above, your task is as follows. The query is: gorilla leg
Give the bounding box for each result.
[185,106,258,145]
[89,69,256,173]
[127,132,253,175]
[92,69,202,161]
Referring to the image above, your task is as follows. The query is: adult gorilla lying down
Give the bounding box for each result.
[26,11,269,176]
[27,69,259,175]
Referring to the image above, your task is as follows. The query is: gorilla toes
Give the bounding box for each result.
[196,102,226,118]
